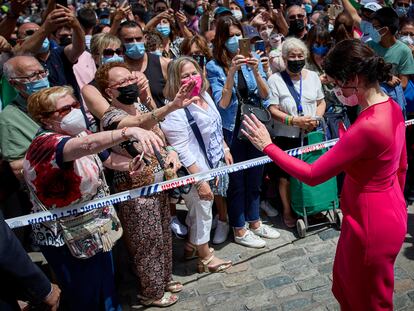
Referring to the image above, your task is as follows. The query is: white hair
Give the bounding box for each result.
[282,37,309,59]
[3,54,37,80]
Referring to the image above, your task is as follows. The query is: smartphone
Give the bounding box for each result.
[192,54,206,68]
[239,38,251,57]
[56,0,68,7]
[255,40,266,55]
[272,0,281,9]
[170,0,181,12]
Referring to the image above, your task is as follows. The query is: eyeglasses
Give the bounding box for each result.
[102,48,124,57]
[11,69,49,83]
[44,101,81,117]
[108,76,137,89]
[396,2,410,7]
[288,14,305,20]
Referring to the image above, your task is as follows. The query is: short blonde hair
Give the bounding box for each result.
[163,56,209,101]
[282,37,309,60]
[28,86,75,123]
[90,33,122,56]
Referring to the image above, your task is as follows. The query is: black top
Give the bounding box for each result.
[235,69,248,130]
[143,53,166,108]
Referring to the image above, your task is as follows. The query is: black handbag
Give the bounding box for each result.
[235,86,273,140]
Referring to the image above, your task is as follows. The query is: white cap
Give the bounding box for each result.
[362,2,382,11]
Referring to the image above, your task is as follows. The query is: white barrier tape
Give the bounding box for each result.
[6,119,413,229]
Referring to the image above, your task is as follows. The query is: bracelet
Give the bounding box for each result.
[121,127,129,140]
[224,147,230,153]
[284,115,290,126]
[151,109,165,122]
[165,146,176,153]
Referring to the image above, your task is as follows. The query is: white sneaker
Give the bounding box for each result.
[211,214,218,230]
[170,216,187,237]
[213,220,229,244]
[234,229,266,248]
[251,222,281,239]
[260,200,279,217]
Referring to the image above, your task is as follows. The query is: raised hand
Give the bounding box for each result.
[241,114,273,151]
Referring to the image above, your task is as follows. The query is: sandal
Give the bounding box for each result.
[138,292,178,307]
[283,216,296,229]
[165,281,183,293]
[197,255,232,273]
[184,242,214,260]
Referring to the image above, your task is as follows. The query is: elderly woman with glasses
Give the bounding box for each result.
[23,86,163,311]
[94,61,197,307]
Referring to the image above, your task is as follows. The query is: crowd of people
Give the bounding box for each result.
[0,0,413,310]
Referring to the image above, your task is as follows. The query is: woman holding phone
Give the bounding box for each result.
[206,16,280,249]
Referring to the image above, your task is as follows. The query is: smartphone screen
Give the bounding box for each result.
[56,0,68,7]
[239,38,251,57]
[171,0,181,11]
[255,40,266,55]
[272,0,281,9]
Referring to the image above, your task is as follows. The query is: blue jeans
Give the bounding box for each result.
[224,129,264,228]
[40,245,122,311]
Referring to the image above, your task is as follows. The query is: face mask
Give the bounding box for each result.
[400,35,414,46]
[125,42,146,60]
[38,38,50,54]
[328,23,334,32]
[59,35,72,47]
[360,20,373,35]
[151,50,163,56]
[116,83,139,105]
[312,44,328,56]
[23,77,50,95]
[333,87,359,106]
[245,5,254,13]
[311,0,318,5]
[260,28,273,41]
[225,35,242,53]
[287,59,306,74]
[369,26,383,43]
[191,54,206,68]
[396,6,408,17]
[289,19,305,35]
[102,55,124,64]
[232,10,243,21]
[100,18,110,25]
[325,0,332,4]
[60,108,87,135]
[304,4,312,14]
[269,33,283,48]
[181,74,203,97]
[156,24,171,37]
[196,6,204,15]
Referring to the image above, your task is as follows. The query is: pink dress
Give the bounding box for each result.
[263,99,407,310]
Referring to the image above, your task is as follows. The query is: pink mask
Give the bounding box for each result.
[181,74,203,98]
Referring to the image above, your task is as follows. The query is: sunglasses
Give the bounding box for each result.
[44,101,81,117]
[102,48,124,57]
[288,14,305,20]
[396,2,410,7]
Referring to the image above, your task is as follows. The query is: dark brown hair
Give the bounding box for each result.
[331,12,354,43]
[324,39,392,84]
[180,35,213,59]
[212,16,244,71]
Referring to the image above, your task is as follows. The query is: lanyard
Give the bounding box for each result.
[296,74,303,115]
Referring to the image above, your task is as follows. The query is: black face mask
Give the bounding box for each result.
[117,83,139,105]
[287,59,306,74]
[289,19,305,35]
[59,35,72,47]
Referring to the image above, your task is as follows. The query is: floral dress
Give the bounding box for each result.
[101,103,173,300]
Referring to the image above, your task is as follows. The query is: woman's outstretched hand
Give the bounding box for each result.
[241,114,273,152]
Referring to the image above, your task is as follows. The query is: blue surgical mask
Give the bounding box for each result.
[328,23,334,33]
[312,44,328,56]
[156,24,171,37]
[102,55,124,64]
[225,35,242,54]
[125,42,146,60]
[369,27,383,43]
[360,20,373,35]
[304,4,313,14]
[100,18,110,25]
[23,77,50,95]
[325,0,332,4]
[396,6,408,17]
[311,0,318,5]
[38,38,50,54]
[196,6,204,15]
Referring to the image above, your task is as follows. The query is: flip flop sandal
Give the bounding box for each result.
[138,292,178,308]
[184,242,214,260]
[165,281,183,293]
[197,255,232,273]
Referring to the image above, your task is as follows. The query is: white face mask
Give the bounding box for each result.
[260,28,273,41]
[333,87,359,106]
[232,9,243,21]
[60,108,87,135]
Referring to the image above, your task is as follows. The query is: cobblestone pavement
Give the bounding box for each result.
[117,204,414,311]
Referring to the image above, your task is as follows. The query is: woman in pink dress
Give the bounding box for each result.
[242,39,407,311]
